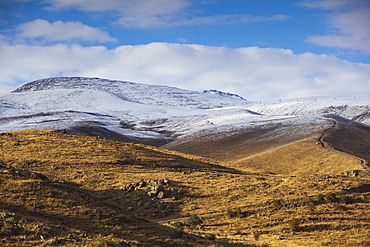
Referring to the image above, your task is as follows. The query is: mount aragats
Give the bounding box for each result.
[1,77,370,247]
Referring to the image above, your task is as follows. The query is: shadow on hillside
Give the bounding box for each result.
[92,179,209,219]
[300,224,332,232]
[111,157,245,175]
[0,176,206,246]
[68,125,174,147]
[0,195,140,237]
[0,163,214,244]
[346,183,370,193]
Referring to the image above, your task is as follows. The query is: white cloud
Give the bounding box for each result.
[45,0,190,29]
[44,0,176,12]
[300,0,370,54]
[299,0,367,9]
[177,14,290,26]
[44,0,290,29]
[14,19,117,43]
[1,42,369,100]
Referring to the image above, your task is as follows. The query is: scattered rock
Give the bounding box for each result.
[343,170,361,177]
[121,178,179,200]
[157,191,165,199]
[0,132,14,137]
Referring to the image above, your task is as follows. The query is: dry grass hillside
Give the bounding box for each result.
[234,138,363,176]
[0,129,228,246]
[1,129,370,246]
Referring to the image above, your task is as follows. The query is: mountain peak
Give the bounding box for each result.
[12,77,132,93]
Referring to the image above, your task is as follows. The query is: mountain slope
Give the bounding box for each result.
[12,77,249,109]
[322,115,370,163]
[163,115,332,159]
[234,138,363,176]
[2,77,252,146]
[164,114,370,175]
[248,97,370,125]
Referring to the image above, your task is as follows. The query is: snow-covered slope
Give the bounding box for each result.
[12,77,249,109]
[247,97,370,125]
[1,77,370,146]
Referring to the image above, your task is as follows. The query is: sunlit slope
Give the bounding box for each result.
[235,138,363,176]
[0,129,235,178]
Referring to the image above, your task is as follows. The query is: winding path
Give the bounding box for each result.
[317,118,368,169]
[317,120,336,149]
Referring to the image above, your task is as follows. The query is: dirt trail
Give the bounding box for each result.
[317,120,336,148]
[318,118,368,169]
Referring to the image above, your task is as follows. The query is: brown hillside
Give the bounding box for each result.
[0,129,237,178]
[234,138,363,176]
[163,117,333,162]
[322,116,370,163]
[1,129,370,246]
[0,129,231,246]
[0,165,202,246]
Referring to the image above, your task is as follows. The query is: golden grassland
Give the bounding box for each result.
[0,129,369,246]
[234,138,363,176]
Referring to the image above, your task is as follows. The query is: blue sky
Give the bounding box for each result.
[0,0,369,100]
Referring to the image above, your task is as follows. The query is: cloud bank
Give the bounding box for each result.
[44,0,289,29]
[1,41,369,100]
[300,0,370,54]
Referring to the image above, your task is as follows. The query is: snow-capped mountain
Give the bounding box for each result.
[1,77,370,147]
[12,77,249,109]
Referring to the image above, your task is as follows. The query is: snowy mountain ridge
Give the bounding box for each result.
[12,77,249,109]
[1,77,370,146]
